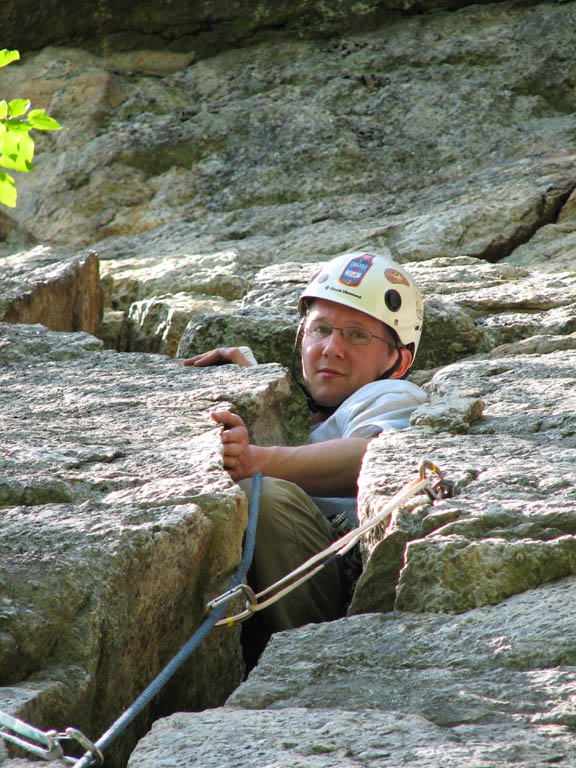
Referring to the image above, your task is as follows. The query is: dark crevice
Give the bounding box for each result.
[477,179,576,264]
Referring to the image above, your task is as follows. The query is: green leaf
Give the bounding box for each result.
[8,99,30,118]
[0,49,20,69]
[5,118,32,133]
[28,109,62,131]
[0,170,17,207]
[0,100,7,120]
[17,131,35,164]
[0,152,34,172]
[1,129,35,166]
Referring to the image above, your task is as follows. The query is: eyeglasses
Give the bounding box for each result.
[304,321,393,348]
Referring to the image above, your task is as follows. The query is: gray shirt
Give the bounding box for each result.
[309,379,427,525]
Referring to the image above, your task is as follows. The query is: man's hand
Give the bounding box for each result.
[210,406,369,495]
[183,346,257,367]
[211,410,255,481]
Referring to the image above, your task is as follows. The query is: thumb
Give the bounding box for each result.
[210,410,245,429]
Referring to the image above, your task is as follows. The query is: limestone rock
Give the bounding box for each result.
[99,250,248,309]
[504,187,576,272]
[3,1,399,59]
[0,210,36,257]
[0,322,289,766]
[98,308,127,351]
[349,348,576,616]
[414,296,491,369]
[409,395,485,434]
[128,579,576,767]
[97,250,248,356]
[396,535,576,613]
[177,307,309,445]
[2,3,576,271]
[484,330,576,359]
[124,293,237,357]
[408,256,576,351]
[0,247,102,336]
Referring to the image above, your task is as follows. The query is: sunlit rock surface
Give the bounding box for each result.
[1,0,576,764]
[0,323,289,766]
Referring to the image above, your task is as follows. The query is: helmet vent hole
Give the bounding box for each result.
[385,289,402,312]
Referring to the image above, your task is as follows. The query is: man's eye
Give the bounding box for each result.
[313,324,332,337]
[348,328,370,342]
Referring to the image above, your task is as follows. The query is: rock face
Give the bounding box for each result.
[127,290,575,767]
[0,322,289,766]
[350,346,576,615]
[2,1,575,266]
[0,247,102,336]
[130,578,576,767]
[1,0,576,766]
[1,0,490,59]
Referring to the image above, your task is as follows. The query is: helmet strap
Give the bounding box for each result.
[376,351,404,381]
[377,335,414,381]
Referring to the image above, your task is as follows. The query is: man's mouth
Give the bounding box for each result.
[317,368,345,378]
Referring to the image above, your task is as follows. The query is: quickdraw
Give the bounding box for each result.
[209,459,453,627]
[0,712,103,765]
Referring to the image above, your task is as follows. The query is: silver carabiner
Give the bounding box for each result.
[207,583,256,612]
[65,727,104,766]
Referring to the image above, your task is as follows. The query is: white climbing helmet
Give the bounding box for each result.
[298,251,424,358]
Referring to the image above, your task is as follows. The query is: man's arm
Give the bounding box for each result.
[183,346,257,367]
[212,410,369,497]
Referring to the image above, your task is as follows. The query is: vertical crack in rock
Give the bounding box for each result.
[477,179,576,264]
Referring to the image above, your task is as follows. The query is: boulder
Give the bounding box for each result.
[0,247,102,336]
[0,322,290,766]
[127,578,576,767]
[349,347,576,615]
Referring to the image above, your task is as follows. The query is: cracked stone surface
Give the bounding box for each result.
[0,323,289,767]
[2,1,576,766]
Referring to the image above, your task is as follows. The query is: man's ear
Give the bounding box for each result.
[389,347,413,379]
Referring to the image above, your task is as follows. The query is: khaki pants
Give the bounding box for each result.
[239,477,346,633]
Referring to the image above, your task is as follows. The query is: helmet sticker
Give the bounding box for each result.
[339,253,375,287]
[385,268,410,287]
[306,268,322,287]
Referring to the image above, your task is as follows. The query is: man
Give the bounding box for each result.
[184,251,426,632]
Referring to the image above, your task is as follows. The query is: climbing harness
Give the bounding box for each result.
[209,459,453,626]
[0,460,452,766]
[0,472,263,767]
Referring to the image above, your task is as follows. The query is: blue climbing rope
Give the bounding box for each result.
[73,472,262,768]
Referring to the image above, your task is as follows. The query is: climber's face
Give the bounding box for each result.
[301,299,410,408]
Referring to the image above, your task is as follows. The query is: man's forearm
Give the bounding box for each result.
[250,438,370,497]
